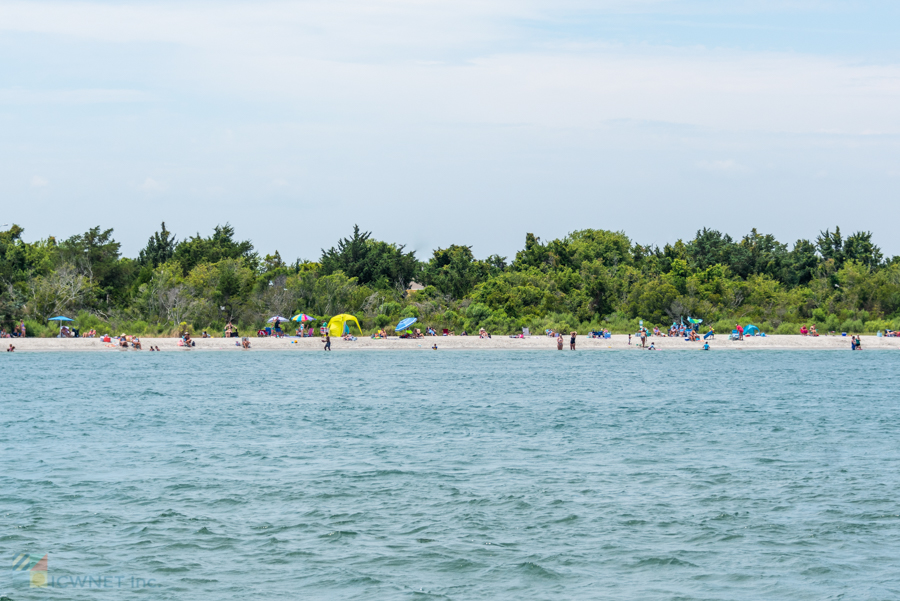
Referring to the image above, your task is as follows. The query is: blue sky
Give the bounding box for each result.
[2,0,899,260]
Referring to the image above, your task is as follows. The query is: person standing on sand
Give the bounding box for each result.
[640,329,647,348]
[557,333,563,350]
[570,331,576,350]
[323,332,331,351]
[628,333,631,346]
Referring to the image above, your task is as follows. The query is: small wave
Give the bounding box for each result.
[632,556,698,568]
[319,530,358,539]
[517,561,561,579]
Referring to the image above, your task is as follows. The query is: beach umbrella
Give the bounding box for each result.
[48,316,74,322]
[291,314,316,322]
[395,317,417,332]
[267,316,290,323]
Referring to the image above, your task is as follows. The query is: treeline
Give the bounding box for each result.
[1,223,898,337]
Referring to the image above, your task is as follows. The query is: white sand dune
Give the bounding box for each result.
[4,334,898,352]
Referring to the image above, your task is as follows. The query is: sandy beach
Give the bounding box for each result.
[5,334,899,352]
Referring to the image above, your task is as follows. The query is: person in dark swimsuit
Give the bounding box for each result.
[323,333,331,351]
[570,331,576,350]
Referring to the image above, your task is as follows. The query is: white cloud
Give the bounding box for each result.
[696,159,750,173]
[0,89,149,104]
[31,175,48,187]
[142,177,164,192]
[0,2,898,132]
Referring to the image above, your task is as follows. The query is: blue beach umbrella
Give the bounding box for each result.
[48,316,74,322]
[395,317,417,332]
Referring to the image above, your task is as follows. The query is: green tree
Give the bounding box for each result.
[174,224,257,275]
[58,226,134,305]
[423,245,491,299]
[843,231,883,269]
[319,225,418,288]
[784,239,818,286]
[138,222,177,268]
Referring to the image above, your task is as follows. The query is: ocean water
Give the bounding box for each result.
[2,349,899,600]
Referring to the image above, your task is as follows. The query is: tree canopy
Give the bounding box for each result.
[1,222,897,337]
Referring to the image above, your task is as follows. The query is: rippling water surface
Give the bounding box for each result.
[2,350,900,600]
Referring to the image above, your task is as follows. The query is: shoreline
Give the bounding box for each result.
[4,334,898,352]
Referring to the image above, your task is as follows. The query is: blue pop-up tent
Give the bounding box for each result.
[744,324,761,336]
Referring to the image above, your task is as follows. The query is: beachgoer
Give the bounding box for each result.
[570,331,576,350]
[242,337,251,350]
[323,333,331,351]
[557,333,563,350]
[648,342,656,350]
[703,342,709,350]
[736,324,744,340]
[432,343,438,350]
[7,344,14,352]
[628,333,631,346]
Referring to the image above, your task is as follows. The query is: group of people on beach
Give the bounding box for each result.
[1,321,26,338]
[555,331,577,350]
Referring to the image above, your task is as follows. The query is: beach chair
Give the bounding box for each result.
[442,329,449,336]
[264,327,272,337]
[522,327,530,337]
[729,329,740,341]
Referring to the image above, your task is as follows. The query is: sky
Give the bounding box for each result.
[2,0,900,261]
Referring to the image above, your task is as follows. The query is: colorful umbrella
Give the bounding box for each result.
[48,316,74,322]
[395,317,417,332]
[291,314,316,322]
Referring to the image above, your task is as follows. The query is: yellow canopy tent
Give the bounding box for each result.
[328,314,362,337]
